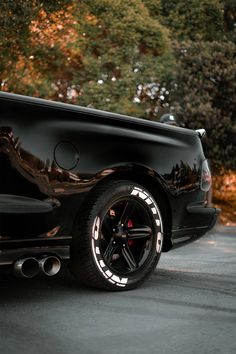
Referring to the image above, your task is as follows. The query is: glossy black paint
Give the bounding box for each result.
[0,92,219,265]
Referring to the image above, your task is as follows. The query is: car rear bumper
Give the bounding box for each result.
[187,205,221,228]
[169,205,221,250]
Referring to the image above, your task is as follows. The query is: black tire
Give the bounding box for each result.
[69,180,164,291]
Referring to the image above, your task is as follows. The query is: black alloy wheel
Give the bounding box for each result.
[70,180,164,291]
[101,198,155,274]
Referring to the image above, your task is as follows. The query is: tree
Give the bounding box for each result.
[158,0,236,170]
[173,40,236,170]
[0,0,77,96]
[0,0,173,118]
[67,0,173,117]
[160,0,224,41]
[223,0,236,43]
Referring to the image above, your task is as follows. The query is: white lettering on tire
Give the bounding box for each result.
[91,217,129,287]
[131,187,163,254]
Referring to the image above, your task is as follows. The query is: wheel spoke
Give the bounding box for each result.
[119,201,136,225]
[102,216,115,239]
[128,226,152,240]
[103,238,117,264]
[100,193,158,276]
[121,246,137,271]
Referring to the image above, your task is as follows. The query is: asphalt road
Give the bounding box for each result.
[0,226,235,354]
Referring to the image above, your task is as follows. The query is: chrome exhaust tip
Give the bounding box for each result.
[39,256,61,276]
[14,257,40,278]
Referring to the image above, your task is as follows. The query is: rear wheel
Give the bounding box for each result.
[70,180,164,290]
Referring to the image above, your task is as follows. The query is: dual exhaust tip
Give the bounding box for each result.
[14,256,61,278]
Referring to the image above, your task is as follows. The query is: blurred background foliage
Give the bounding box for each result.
[0,0,235,223]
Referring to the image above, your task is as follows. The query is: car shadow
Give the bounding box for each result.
[0,265,171,301]
[1,264,235,304]
[0,265,94,301]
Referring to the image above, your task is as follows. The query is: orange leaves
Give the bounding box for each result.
[212,171,236,226]
[85,14,98,25]
[213,172,236,202]
[29,6,79,52]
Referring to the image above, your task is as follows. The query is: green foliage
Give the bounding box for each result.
[223,0,236,43]
[73,0,173,116]
[158,0,236,169]
[0,0,173,118]
[173,40,236,170]
[0,0,74,93]
[141,0,162,19]
[160,0,224,41]
[0,1,36,61]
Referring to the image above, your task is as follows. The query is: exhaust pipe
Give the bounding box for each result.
[38,256,61,276]
[14,257,40,278]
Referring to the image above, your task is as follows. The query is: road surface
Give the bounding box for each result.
[0,226,235,354]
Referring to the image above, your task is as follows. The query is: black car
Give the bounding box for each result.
[0,92,219,290]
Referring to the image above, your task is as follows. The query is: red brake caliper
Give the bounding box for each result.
[127,219,134,246]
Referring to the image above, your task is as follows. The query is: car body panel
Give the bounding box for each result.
[0,92,219,265]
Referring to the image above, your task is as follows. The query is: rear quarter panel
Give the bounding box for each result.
[0,93,206,236]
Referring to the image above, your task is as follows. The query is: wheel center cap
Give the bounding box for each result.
[113,225,127,239]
